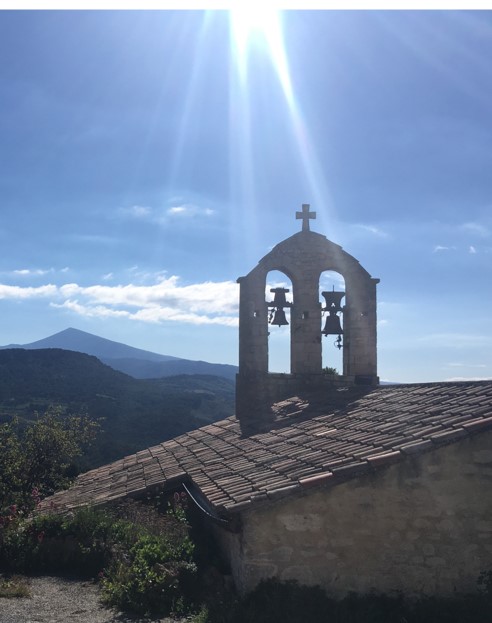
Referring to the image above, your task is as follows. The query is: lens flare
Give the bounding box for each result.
[228,9,334,238]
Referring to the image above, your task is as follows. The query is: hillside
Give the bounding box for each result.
[0,328,238,380]
[0,348,235,469]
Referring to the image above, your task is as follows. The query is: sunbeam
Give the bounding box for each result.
[228,9,335,236]
[167,12,216,187]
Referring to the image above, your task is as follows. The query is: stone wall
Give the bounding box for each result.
[235,372,367,434]
[215,430,492,597]
[236,229,379,429]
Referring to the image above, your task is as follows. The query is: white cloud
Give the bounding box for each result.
[469,245,477,254]
[460,222,490,238]
[120,205,153,219]
[166,204,215,218]
[51,299,239,326]
[119,202,215,224]
[0,277,239,327]
[131,205,152,218]
[0,284,58,299]
[168,206,187,215]
[319,271,345,291]
[356,224,389,238]
[51,299,131,319]
[102,272,114,281]
[13,268,51,276]
[433,245,456,253]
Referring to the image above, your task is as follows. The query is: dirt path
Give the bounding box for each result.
[0,576,177,623]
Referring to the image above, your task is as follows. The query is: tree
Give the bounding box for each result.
[323,367,339,375]
[0,406,99,512]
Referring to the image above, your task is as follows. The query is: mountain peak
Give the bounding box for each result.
[1,327,180,363]
[0,328,238,381]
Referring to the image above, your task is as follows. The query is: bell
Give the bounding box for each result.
[271,308,289,326]
[269,287,290,308]
[321,290,345,313]
[322,313,343,336]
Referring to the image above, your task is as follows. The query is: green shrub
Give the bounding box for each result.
[99,496,197,615]
[0,498,198,617]
[0,507,114,576]
[101,532,196,615]
[0,407,99,512]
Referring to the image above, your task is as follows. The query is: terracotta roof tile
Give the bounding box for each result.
[39,381,492,515]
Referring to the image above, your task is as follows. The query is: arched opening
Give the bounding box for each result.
[320,270,345,374]
[266,270,293,373]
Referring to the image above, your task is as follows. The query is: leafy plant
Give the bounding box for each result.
[100,497,197,615]
[0,498,199,617]
[101,532,196,615]
[0,575,30,598]
[323,366,339,375]
[0,407,99,512]
[0,506,115,576]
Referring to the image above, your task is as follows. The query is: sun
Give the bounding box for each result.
[229,7,289,92]
[229,6,280,53]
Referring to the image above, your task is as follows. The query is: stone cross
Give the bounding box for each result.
[296,204,316,232]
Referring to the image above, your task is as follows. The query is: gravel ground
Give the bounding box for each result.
[0,575,179,623]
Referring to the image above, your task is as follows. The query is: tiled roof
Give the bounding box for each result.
[40,381,492,517]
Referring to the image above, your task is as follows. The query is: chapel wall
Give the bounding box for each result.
[226,430,492,596]
[236,226,379,431]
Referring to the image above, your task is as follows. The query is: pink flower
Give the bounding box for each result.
[37,531,45,543]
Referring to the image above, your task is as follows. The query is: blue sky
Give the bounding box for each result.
[0,9,491,382]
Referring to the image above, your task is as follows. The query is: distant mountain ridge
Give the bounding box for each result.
[0,347,235,468]
[0,328,238,381]
[1,328,180,362]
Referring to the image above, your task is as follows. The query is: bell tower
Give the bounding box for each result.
[236,205,379,433]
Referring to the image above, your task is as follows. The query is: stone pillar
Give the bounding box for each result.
[290,270,322,374]
[237,271,268,375]
[344,275,379,383]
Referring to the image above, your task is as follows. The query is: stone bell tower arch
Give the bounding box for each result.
[236,205,379,433]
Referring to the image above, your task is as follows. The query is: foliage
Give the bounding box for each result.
[100,495,197,615]
[0,505,114,576]
[100,533,196,615]
[0,407,99,512]
[323,366,339,375]
[0,575,30,598]
[0,498,198,617]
